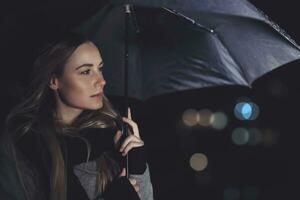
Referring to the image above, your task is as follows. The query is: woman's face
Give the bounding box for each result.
[51,42,106,112]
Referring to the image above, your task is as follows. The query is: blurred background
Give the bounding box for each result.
[0,1,299,199]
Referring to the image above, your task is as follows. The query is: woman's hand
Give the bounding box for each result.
[119,168,140,194]
[114,107,144,156]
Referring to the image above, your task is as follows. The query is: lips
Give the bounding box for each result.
[91,92,103,97]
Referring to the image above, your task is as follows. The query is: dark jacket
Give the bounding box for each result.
[0,127,153,200]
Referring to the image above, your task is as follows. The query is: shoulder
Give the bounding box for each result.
[16,128,42,154]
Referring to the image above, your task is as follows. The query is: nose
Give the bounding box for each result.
[95,73,106,88]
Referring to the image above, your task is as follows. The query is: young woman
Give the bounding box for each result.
[0,32,153,200]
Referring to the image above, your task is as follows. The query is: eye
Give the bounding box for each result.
[98,67,103,72]
[80,69,91,75]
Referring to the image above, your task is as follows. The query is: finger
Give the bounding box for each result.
[122,117,140,138]
[122,141,144,156]
[119,135,141,152]
[128,107,132,120]
[128,178,136,185]
[120,135,140,151]
[122,117,137,128]
[129,178,139,192]
[134,185,139,192]
[119,168,126,177]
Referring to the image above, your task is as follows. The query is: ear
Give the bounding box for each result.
[49,76,59,90]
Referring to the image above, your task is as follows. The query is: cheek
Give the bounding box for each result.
[60,78,91,104]
[58,74,103,110]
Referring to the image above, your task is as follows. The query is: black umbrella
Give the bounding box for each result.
[76,0,300,177]
[76,0,300,101]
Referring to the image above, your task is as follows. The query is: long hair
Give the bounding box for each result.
[1,32,122,200]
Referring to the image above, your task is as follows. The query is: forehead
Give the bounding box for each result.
[65,42,102,68]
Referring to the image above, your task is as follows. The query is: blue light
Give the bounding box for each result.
[241,103,252,120]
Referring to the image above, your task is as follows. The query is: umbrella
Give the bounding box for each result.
[75,0,300,180]
[76,0,300,101]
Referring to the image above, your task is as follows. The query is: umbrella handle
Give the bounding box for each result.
[121,121,130,178]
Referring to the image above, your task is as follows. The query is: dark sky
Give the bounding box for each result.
[1,1,299,34]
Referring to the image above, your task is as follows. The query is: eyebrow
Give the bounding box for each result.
[75,61,104,70]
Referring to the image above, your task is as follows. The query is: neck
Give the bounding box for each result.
[55,95,83,126]
[56,106,82,125]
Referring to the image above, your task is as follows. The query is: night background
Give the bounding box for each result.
[0,1,299,200]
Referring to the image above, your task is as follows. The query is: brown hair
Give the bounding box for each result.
[2,32,122,200]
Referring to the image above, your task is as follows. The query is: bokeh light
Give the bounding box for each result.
[262,129,279,146]
[198,109,213,126]
[248,128,263,146]
[242,103,252,119]
[249,102,260,120]
[211,112,228,130]
[232,128,250,146]
[182,109,199,127]
[242,186,259,200]
[190,153,208,171]
[224,187,240,200]
[182,109,230,130]
[234,101,260,121]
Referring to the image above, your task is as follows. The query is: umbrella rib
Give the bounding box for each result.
[162,7,215,34]
[213,32,250,85]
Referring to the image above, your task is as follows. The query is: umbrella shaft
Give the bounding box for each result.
[124,4,131,178]
[124,5,130,113]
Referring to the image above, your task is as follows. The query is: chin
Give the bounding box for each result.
[88,102,104,110]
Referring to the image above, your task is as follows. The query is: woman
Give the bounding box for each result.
[0,32,153,200]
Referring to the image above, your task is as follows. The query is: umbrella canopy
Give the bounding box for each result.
[77,0,300,100]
